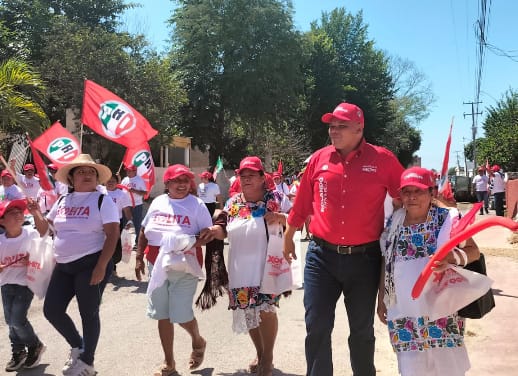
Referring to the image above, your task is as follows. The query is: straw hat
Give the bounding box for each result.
[55,154,112,185]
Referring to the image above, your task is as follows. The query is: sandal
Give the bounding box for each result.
[189,339,206,370]
[153,364,178,376]
[248,357,259,373]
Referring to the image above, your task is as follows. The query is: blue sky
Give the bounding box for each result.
[123,0,517,171]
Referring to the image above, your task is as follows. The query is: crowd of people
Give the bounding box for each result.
[0,101,511,376]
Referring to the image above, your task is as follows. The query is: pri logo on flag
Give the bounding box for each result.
[48,138,80,164]
[131,149,153,177]
[98,101,137,139]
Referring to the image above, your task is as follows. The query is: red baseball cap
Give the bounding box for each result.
[491,165,500,172]
[124,164,137,171]
[163,164,194,183]
[48,164,58,171]
[272,172,282,178]
[0,199,27,218]
[1,170,13,178]
[321,102,364,127]
[237,156,264,174]
[199,171,213,179]
[23,163,35,171]
[399,167,435,190]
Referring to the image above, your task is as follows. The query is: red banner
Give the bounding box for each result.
[277,160,283,174]
[33,122,81,167]
[27,136,53,191]
[82,80,157,148]
[122,143,155,199]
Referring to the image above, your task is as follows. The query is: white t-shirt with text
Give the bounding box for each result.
[47,191,119,263]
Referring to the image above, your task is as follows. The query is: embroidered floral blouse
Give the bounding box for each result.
[224,190,291,310]
[387,205,466,353]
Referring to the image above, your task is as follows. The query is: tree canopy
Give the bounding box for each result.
[465,90,518,171]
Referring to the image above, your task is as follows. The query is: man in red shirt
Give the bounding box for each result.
[283,102,404,376]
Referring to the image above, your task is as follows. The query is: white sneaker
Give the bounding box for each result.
[67,358,96,376]
[62,348,82,375]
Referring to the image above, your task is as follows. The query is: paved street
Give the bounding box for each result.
[1,218,517,375]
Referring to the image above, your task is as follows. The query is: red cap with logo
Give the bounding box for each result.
[163,164,194,183]
[237,156,264,174]
[0,199,27,218]
[321,103,364,127]
[199,171,213,179]
[124,164,137,171]
[23,163,35,171]
[399,167,435,190]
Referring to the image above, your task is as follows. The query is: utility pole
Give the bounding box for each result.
[462,137,469,176]
[454,150,463,175]
[463,101,482,175]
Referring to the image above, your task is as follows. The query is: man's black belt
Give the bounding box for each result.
[312,237,379,255]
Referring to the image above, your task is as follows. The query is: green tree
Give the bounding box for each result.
[39,19,187,165]
[301,8,395,150]
[0,0,133,62]
[477,90,518,171]
[0,58,49,137]
[170,0,304,165]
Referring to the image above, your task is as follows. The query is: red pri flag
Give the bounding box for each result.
[82,80,158,148]
[438,118,454,193]
[33,122,81,167]
[27,135,53,191]
[277,160,283,174]
[122,143,155,199]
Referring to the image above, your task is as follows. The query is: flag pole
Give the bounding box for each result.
[80,123,84,149]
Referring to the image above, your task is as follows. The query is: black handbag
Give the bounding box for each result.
[458,253,495,319]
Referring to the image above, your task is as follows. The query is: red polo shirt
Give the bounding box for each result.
[288,140,403,245]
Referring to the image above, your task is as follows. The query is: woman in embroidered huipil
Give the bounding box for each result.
[377,167,480,376]
[224,156,291,376]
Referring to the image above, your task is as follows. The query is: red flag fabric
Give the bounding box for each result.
[122,143,155,199]
[27,136,53,191]
[277,160,283,174]
[438,118,453,193]
[33,122,81,167]
[82,80,158,147]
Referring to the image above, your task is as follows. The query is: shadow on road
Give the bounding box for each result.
[492,288,518,299]
[108,275,147,293]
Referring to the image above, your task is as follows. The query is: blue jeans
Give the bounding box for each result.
[304,241,381,376]
[475,191,489,213]
[131,204,143,243]
[1,284,40,352]
[43,252,112,365]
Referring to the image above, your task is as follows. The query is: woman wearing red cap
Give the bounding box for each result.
[223,156,291,376]
[378,167,480,376]
[134,164,225,376]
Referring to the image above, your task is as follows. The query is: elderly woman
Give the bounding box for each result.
[134,164,224,376]
[377,167,480,376]
[224,156,291,376]
[43,154,119,376]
